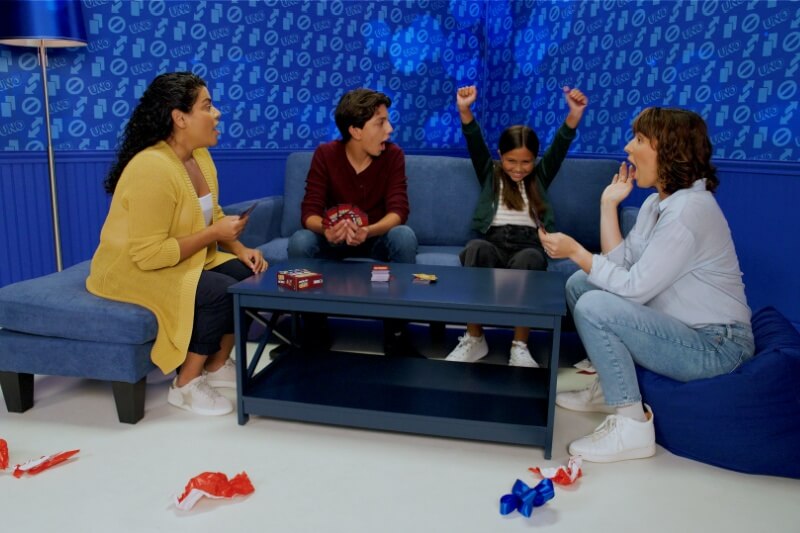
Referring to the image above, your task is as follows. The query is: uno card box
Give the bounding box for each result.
[277,269,324,291]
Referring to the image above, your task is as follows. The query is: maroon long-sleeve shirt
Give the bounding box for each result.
[300,140,410,228]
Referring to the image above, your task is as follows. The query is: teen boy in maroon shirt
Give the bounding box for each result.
[288,88,419,356]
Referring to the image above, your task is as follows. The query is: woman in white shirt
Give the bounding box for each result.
[539,107,754,463]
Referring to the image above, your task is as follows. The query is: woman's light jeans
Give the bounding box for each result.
[566,271,755,406]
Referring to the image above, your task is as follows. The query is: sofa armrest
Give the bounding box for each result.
[222,196,285,248]
[620,206,639,237]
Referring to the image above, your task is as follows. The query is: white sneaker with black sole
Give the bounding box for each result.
[167,375,233,416]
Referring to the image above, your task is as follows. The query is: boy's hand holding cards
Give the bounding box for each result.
[323,203,368,229]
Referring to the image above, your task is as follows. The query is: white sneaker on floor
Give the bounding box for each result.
[445,334,489,363]
[204,358,236,388]
[167,375,233,416]
[568,405,656,463]
[556,377,616,414]
[509,340,539,368]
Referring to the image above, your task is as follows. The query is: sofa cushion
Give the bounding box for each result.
[0,261,157,345]
[258,237,291,264]
[405,155,480,246]
[416,246,465,266]
[0,329,154,382]
[280,151,313,238]
[548,158,620,253]
[637,306,800,478]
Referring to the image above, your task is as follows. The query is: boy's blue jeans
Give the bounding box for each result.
[287,225,418,264]
[566,270,755,406]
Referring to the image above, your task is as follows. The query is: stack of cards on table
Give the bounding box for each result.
[323,204,368,228]
[277,269,323,291]
[371,264,391,282]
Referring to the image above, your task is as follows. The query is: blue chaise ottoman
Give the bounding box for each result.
[0,261,157,423]
[637,306,800,478]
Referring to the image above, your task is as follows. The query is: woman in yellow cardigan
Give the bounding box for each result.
[87,72,268,416]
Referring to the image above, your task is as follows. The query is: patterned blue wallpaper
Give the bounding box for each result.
[0,0,798,160]
[482,0,800,161]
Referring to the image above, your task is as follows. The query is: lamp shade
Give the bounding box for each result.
[0,0,87,48]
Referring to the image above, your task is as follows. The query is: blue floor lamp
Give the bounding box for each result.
[0,0,88,272]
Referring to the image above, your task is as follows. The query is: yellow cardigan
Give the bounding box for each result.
[86,141,236,373]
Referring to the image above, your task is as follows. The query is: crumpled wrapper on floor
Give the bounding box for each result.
[13,450,80,478]
[0,439,8,470]
[529,456,583,485]
[174,471,255,511]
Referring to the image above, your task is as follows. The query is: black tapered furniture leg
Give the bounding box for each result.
[0,371,34,412]
[111,377,146,424]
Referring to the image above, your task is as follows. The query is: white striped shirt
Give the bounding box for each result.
[490,180,539,228]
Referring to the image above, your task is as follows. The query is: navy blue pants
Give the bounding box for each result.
[189,259,253,355]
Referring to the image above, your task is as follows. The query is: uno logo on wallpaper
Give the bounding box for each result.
[21,97,41,116]
[0,121,24,136]
[112,101,130,118]
[777,80,797,100]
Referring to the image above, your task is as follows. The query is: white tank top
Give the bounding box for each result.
[198,193,213,226]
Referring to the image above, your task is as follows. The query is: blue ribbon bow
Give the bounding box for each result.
[499,478,555,517]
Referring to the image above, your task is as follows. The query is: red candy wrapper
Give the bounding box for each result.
[0,439,8,470]
[175,471,255,511]
[529,456,583,486]
[13,449,80,478]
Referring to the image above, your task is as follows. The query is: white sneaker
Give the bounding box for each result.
[568,405,656,463]
[509,341,539,368]
[167,375,233,416]
[556,377,616,414]
[204,358,236,389]
[445,334,489,363]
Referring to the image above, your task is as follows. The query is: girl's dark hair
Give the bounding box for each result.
[334,88,392,141]
[494,125,546,221]
[632,107,719,194]
[104,72,207,194]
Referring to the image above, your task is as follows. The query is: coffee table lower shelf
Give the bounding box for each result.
[239,349,553,452]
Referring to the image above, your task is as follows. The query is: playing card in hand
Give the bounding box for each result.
[323,204,368,228]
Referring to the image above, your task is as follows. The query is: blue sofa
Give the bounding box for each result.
[229,151,625,274]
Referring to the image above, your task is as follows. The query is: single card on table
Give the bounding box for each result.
[371,264,391,282]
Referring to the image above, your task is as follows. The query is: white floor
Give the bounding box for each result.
[2,330,798,532]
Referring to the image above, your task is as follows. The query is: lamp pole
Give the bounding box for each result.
[0,0,88,273]
[38,42,63,271]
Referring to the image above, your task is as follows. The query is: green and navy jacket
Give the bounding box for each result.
[462,119,577,234]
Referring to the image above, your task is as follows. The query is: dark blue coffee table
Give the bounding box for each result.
[230,259,566,458]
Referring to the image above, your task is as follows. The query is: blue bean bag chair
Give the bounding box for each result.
[636,306,800,478]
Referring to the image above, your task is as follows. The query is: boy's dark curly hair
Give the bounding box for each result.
[632,107,719,194]
[334,88,392,142]
[104,72,206,194]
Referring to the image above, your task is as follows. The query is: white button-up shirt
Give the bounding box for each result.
[588,179,751,328]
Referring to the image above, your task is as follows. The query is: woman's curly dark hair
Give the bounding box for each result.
[104,72,206,194]
[494,125,546,222]
[632,107,719,194]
